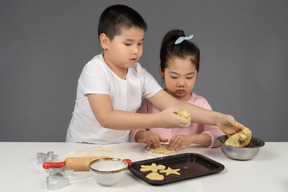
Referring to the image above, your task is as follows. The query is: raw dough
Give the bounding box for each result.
[176,110,190,119]
[225,127,252,147]
[159,167,180,176]
[140,163,166,172]
[141,163,181,181]
[146,172,164,180]
[148,145,175,154]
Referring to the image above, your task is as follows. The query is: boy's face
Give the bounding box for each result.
[101,27,145,78]
[161,56,198,101]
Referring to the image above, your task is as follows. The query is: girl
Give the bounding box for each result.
[130,29,225,150]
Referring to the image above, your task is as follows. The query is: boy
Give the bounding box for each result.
[66,4,243,145]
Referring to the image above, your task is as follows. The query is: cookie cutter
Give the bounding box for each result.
[37,151,58,164]
[47,167,74,190]
[46,175,69,190]
[49,166,74,178]
[37,151,74,190]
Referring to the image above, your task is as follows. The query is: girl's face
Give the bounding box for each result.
[161,56,198,102]
[101,27,145,79]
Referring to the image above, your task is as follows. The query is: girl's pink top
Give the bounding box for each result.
[130,92,224,147]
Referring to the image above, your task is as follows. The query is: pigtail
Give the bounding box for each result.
[160,30,186,72]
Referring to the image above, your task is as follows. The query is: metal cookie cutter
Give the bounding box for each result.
[37,151,58,164]
[49,167,74,178]
[47,167,74,190]
[46,175,69,190]
[37,151,74,190]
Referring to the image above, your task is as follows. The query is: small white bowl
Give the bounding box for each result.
[89,158,128,186]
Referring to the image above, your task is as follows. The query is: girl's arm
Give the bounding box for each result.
[148,90,244,135]
[87,94,190,130]
[135,130,168,148]
[168,134,212,151]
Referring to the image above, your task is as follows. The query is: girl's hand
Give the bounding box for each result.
[168,135,192,151]
[158,107,191,128]
[136,131,168,149]
[216,115,245,137]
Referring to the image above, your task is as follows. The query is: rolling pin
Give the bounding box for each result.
[43,156,104,171]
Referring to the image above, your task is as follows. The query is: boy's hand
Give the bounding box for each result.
[137,131,168,149]
[216,115,244,137]
[159,107,191,128]
[168,135,192,151]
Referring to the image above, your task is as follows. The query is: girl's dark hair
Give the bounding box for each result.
[160,29,200,73]
[98,4,147,40]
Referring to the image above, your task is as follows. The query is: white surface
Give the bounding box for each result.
[0,142,287,192]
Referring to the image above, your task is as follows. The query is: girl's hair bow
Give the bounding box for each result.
[175,35,194,45]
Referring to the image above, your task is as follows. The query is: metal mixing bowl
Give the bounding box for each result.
[217,135,265,160]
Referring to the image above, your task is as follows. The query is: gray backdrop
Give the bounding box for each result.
[1,0,287,142]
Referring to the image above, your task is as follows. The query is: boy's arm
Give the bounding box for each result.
[148,90,244,136]
[87,94,189,130]
[148,90,219,125]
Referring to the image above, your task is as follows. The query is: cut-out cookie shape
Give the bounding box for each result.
[146,172,164,180]
[159,167,180,175]
[140,163,166,172]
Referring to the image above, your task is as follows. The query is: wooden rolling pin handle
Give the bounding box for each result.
[43,161,66,169]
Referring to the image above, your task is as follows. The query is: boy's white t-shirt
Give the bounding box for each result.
[66,54,162,144]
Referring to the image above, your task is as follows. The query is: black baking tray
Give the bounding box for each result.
[129,153,224,185]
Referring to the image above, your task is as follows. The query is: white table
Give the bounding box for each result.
[0,142,286,192]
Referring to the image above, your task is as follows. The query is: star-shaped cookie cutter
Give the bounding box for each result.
[47,166,74,190]
[49,166,74,178]
[37,151,58,164]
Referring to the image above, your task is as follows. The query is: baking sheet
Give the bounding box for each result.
[129,153,224,185]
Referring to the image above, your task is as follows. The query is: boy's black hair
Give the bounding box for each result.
[98,4,147,40]
[160,29,200,73]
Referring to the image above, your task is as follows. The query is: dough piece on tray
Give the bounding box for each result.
[146,172,164,181]
[159,167,180,176]
[140,163,181,181]
[225,127,252,147]
[140,163,166,172]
